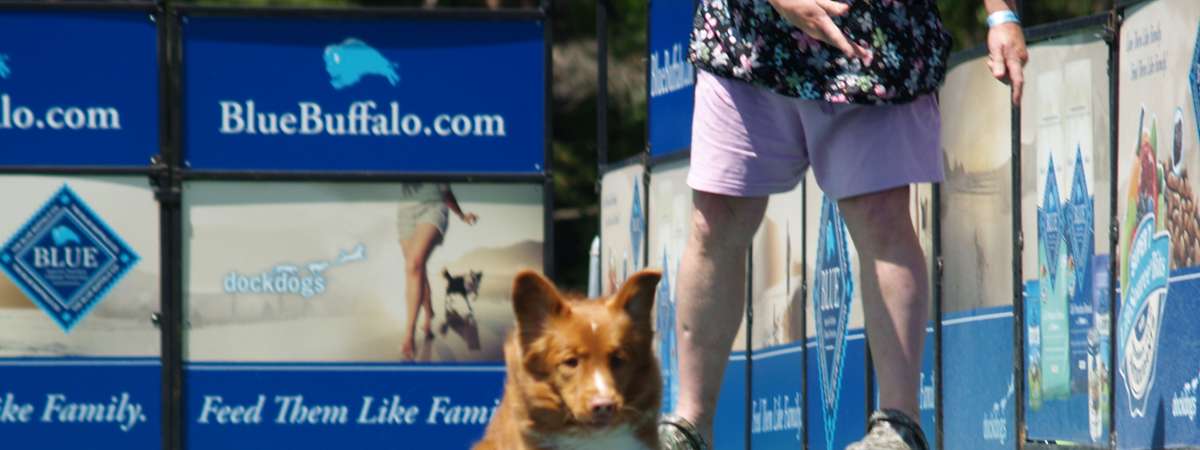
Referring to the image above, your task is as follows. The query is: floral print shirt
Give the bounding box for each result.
[689,0,953,104]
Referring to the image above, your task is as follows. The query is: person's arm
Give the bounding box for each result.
[439,185,478,225]
[984,0,1029,105]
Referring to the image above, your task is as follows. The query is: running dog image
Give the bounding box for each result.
[442,268,482,316]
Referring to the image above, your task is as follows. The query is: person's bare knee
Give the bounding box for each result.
[689,191,768,253]
[837,186,914,250]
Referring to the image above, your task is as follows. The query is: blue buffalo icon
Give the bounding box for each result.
[323,39,399,90]
[50,226,81,246]
[0,54,10,79]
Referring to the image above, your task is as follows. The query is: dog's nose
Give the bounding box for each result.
[590,397,616,420]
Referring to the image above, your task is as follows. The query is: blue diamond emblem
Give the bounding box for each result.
[813,196,854,450]
[1190,23,1200,146]
[1040,156,1064,284]
[0,185,140,332]
[630,179,644,264]
[1066,146,1094,288]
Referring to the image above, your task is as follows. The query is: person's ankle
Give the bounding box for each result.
[674,406,714,445]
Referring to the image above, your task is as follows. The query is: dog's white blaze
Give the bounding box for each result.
[543,424,650,450]
[591,321,598,332]
[593,370,611,396]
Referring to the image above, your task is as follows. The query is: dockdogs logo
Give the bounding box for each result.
[217,38,506,139]
[630,180,644,267]
[0,185,139,332]
[812,196,854,450]
[223,243,366,299]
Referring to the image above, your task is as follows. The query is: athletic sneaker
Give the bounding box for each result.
[845,409,929,450]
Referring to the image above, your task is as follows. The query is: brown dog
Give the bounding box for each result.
[472,270,663,450]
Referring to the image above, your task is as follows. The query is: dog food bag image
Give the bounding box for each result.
[1019,31,1112,443]
[183,181,544,363]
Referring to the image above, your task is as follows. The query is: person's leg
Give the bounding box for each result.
[674,191,768,445]
[400,223,443,359]
[421,278,435,338]
[838,185,928,421]
[663,71,808,449]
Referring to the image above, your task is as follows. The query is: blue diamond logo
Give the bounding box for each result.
[630,179,644,264]
[813,196,854,450]
[1040,156,1064,284]
[656,248,677,413]
[0,185,139,332]
[1190,23,1200,146]
[1066,146,1094,287]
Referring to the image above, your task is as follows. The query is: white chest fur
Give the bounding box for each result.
[539,424,652,450]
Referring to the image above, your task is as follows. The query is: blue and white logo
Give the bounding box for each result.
[813,196,854,450]
[629,179,644,266]
[1039,155,1064,285]
[1118,214,1170,417]
[0,53,10,79]
[323,38,400,90]
[657,248,678,413]
[1189,23,1200,146]
[223,243,366,299]
[0,185,139,332]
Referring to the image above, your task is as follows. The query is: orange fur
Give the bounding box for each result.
[472,270,663,450]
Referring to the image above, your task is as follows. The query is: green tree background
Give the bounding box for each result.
[177,0,1111,290]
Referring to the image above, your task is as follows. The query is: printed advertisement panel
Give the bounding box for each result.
[182,181,543,449]
[646,160,748,449]
[1019,32,1113,445]
[600,163,646,295]
[182,16,545,173]
[938,57,1016,449]
[0,176,161,449]
[804,174,867,450]
[1116,0,1200,447]
[0,11,158,167]
[750,183,805,449]
[647,0,696,156]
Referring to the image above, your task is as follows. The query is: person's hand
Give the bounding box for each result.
[987,21,1029,105]
[461,212,479,225]
[767,0,871,60]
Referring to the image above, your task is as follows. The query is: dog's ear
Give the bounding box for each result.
[512,270,569,345]
[606,270,661,327]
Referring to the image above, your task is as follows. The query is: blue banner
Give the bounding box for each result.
[647,0,695,157]
[942,307,1015,449]
[0,11,158,167]
[713,353,747,450]
[751,343,804,449]
[183,16,545,173]
[1116,267,1200,449]
[0,358,161,450]
[185,363,505,450]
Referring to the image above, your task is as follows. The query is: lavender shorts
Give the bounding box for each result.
[688,70,944,200]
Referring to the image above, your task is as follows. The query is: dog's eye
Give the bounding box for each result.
[562,357,579,368]
[610,354,625,370]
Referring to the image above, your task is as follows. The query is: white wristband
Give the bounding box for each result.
[987,10,1020,28]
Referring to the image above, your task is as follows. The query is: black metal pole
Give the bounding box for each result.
[1106,8,1121,450]
[1012,101,1027,450]
[801,184,809,450]
[745,250,753,450]
[159,7,184,450]
[932,181,944,450]
[597,0,609,172]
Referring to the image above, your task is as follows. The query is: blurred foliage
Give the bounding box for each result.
[166,0,1110,288]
